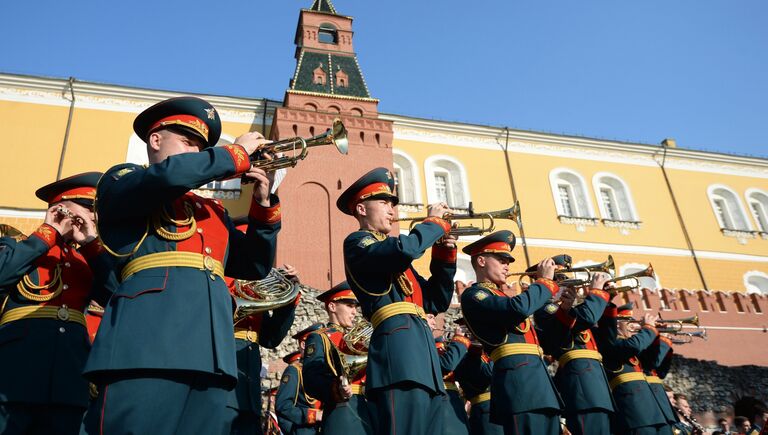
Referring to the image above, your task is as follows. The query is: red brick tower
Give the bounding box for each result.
[272,0,394,289]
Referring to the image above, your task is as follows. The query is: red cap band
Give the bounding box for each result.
[470,241,511,257]
[348,182,393,212]
[149,114,209,141]
[50,186,96,205]
[322,289,357,303]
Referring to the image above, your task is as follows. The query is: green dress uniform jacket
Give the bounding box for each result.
[593,307,668,433]
[342,219,456,394]
[275,362,321,435]
[84,144,280,387]
[460,280,563,426]
[437,337,471,435]
[640,336,679,426]
[0,227,112,409]
[453,347,503,435]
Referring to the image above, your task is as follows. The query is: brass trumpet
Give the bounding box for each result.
[55,205,85,225]
[507,255,614,287]
[618,314,699,333]
[667,329,707,344]
[398,201,520,237]
[605,264,655,294]
[249,118,348,172]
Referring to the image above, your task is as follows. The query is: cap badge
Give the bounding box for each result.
[204,107,216,120]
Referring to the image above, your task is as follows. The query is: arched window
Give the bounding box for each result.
[593,173,638,222]
[549,169,594,218]
[318,23,338,44]
[746,189,768,233]
[707,185,751,231]
[425,156,470,209]
[619,263,659,290]
[744,271,768,295]
[392,150,421,205]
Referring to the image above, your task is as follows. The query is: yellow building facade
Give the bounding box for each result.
[2,72,768,296]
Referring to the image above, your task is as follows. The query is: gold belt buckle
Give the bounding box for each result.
[203,255,215,272]
[246,331,258,342]
[57,306,70,321]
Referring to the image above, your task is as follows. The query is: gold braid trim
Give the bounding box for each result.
[152,202,197,241]
[16,265,63,302]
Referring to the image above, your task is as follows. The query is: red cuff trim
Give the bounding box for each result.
[31,224,60,248]
[451,335,471,349]
[223,144,251,174]
[603,306,618,318]
[535,278,559,296]
[79,239,104,259]
[660,336,673,347]
[643,324,659,336]
[307,408,318,425]
[556,307,576,327]
[293,292,302,307]
[422,216,451,235]
[432,245,457,263]
[249,200,281,224]
[590,288,610,302]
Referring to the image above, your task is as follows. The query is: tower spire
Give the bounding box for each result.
[309,0,337,14]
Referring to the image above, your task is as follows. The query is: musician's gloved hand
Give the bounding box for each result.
[590,272,611,291]
[537,258,556,281]
[235,131,269,156]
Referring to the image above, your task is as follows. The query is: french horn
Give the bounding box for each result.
[232,268,301,322]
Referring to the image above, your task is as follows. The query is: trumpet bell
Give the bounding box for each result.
[250,118,348,172]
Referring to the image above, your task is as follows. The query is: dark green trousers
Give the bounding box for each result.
[0,402,85,435]
[502,410,560,435]
[565,410,611,435]
[468,401,503,435]
[322,394,374,434]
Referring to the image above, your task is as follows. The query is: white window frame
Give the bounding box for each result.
[745,188,768,233]
[619,263,660,290]
[424,155,471,208]
[744,271,768,295]
[592,172,639,222]
[549,168,595,218]
[707,184,752,231]
[392,149,422,205]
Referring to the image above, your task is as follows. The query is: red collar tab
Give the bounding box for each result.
[470,241,511,257]
[149,114,209,141]
[50,186,96,205]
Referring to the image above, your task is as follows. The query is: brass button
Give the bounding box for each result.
[64,262,71,268]
[62,284,69,290]
[59,327,65,333]
[197,228,203,234]
[204,247,212,254]
[195,202,202,209]
[209,274,216,281]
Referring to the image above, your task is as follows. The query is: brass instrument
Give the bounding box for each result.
[617,314,699,333]
[398,201,520,237]
[232,268,301,321]
[507,255,614,287]
[605,264,655,294]
[334,319,371,380]
[249,118,348,172]
[667,329,707,344]
[0,224,26,240]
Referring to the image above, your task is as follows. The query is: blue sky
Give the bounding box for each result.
[2,1,766,157]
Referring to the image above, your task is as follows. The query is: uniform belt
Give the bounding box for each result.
[370,302,426,329]
[0,305,86,328]
[558,349,603,368]
[609,372,647,391]
[444,381,460,392]
[121,252,225,282]
[490,343,543,362]
[468,392,491,405]
[645,375,663,384]
[234,328,259,343]
[350,384,365,396]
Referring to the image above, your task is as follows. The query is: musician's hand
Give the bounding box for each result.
[642,313,658,328]
[536,258,556,280]
[428,202,450,219]
[44,205,73,238]
[591,272,611,291]
[453,326,466,337]
[438,234,457,249]
[455,280,468,297]
[245,166,272,207]
[235,131,269,156]
[559,286,577,310]
[331,378,352,403]
[282,263,299,283]
[69,208,97,245]
[316,410,324,422]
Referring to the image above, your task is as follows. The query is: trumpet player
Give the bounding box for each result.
[302,282,374,434]
[533,262,615,435]
[276,323,324,435]
[639,334,682,433]
[0,172,114,434]
[459,231,564,435]
[81,97,282,435]
[427,313,472,435]
[340,167,458,434]
[592,303,671,435]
